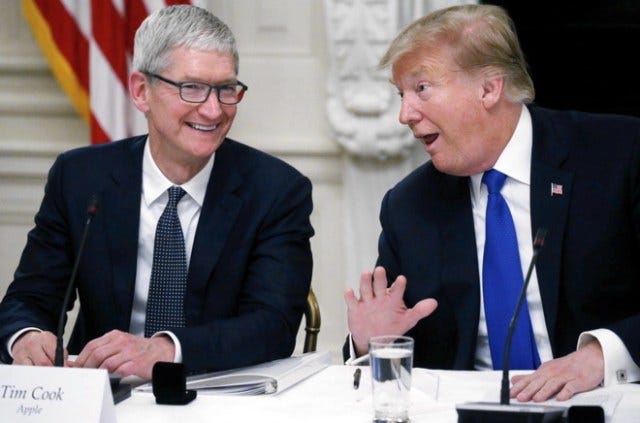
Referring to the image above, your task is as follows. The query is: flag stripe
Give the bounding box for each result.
[91,0,128,88]
[127,0,151,54]
[90,39,130,143]
[23,0,90,123]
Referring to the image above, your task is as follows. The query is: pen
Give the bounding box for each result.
[353,368,361,390]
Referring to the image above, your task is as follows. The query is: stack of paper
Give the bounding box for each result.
[136,350,331,396]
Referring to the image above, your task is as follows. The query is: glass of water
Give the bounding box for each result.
[369,335,414,423]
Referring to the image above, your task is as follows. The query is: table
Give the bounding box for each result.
[116,365,640,422]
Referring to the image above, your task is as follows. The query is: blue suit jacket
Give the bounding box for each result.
[0,136,314,373]
[345,106,640,369]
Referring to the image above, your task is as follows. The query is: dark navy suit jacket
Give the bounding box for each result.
[0,136,314,374]
[345,106,640,370]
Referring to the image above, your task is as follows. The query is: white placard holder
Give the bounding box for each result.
[0,364,116,422]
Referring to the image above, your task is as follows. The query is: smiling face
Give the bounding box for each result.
[392,46,507,176]
[130,46,238,183]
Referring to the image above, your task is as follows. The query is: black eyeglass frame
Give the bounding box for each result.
[144,72,248,105]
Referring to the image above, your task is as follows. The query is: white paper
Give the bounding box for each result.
[136,350,331,395]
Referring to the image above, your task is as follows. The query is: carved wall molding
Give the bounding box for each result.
[324,0,415,159]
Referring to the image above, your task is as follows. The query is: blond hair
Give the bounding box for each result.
[380,4,534,103]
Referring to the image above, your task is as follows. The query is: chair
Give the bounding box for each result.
[303,287,321,353]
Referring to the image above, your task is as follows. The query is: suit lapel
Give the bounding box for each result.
[185,141,243,322]
[103,137,145,330]
[437,173,481,368]
[529,107,573,351]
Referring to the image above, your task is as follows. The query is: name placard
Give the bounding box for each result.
[0,364,116,422]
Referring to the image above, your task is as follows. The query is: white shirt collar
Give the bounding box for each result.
[470,105,532,199]
[142,138,215,207]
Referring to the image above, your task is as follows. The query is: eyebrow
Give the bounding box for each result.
[181,76,239,85]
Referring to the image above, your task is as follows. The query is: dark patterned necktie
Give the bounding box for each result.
[482,169,540,370]
[145,186,187,337]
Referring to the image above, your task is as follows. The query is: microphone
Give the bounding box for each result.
[456,228,567,423]
[500,227,547,405]
[54,195,99,367]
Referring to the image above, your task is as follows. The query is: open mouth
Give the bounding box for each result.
[421,133,438,146]
[188,122,218,132]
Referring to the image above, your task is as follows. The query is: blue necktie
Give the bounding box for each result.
[482,169,540,370]
[145,186,188,337]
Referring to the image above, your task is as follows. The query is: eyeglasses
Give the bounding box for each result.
[145,73,248,105]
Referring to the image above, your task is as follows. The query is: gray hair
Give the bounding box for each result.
[132,4,239,75]
[380,4,534,104]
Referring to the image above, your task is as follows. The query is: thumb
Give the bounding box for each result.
[408,298,438,326]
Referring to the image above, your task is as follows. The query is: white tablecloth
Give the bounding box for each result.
[116,365,640,422]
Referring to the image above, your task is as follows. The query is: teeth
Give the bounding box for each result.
[190,123,217,131]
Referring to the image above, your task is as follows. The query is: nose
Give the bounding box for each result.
[398,95,420,126]
[197,90,224,119]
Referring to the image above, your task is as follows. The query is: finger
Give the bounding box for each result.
[27,345,55,366]
[14,355,35,366]
[112,359,138,378]
[509,375,529,397]
[35,332,57,365]
[75,332,112,367]
[13,331,57,366]
[76,336,116,369]
[387,275,407,301]
[408,298,438,324]
[514,376,546,402]
[100,352,133,375]
[510,374,527,384]
[371,266,388,298]
[42,341,57,364]
[359,271,374,302]
[554,381,579,401]
[82,347,118,370]
[344,288,358,309]
[531,378,566,402]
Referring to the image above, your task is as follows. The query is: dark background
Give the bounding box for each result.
[482,1,640,117]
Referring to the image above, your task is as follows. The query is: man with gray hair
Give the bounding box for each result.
[345,4,640,401]
[0,5,313,380]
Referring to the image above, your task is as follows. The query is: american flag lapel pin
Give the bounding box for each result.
[550,182,563,196]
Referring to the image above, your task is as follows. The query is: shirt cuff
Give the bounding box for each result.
[153,331,182,363]
[344,333,370,365]
[7,327,42,360]
[578,328,640,386]
[344,333,357,365]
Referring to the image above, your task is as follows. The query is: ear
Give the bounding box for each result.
[129,71,150,113]
[479,72,505,110]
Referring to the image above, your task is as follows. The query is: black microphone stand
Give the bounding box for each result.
[500,228,546,405]
[54,195,99,367]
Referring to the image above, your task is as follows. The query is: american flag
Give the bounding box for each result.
[551,182,563,196]
[23,0,192,144]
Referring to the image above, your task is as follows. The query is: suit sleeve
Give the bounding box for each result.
[0,155,76,363]
[376,190,402,283]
